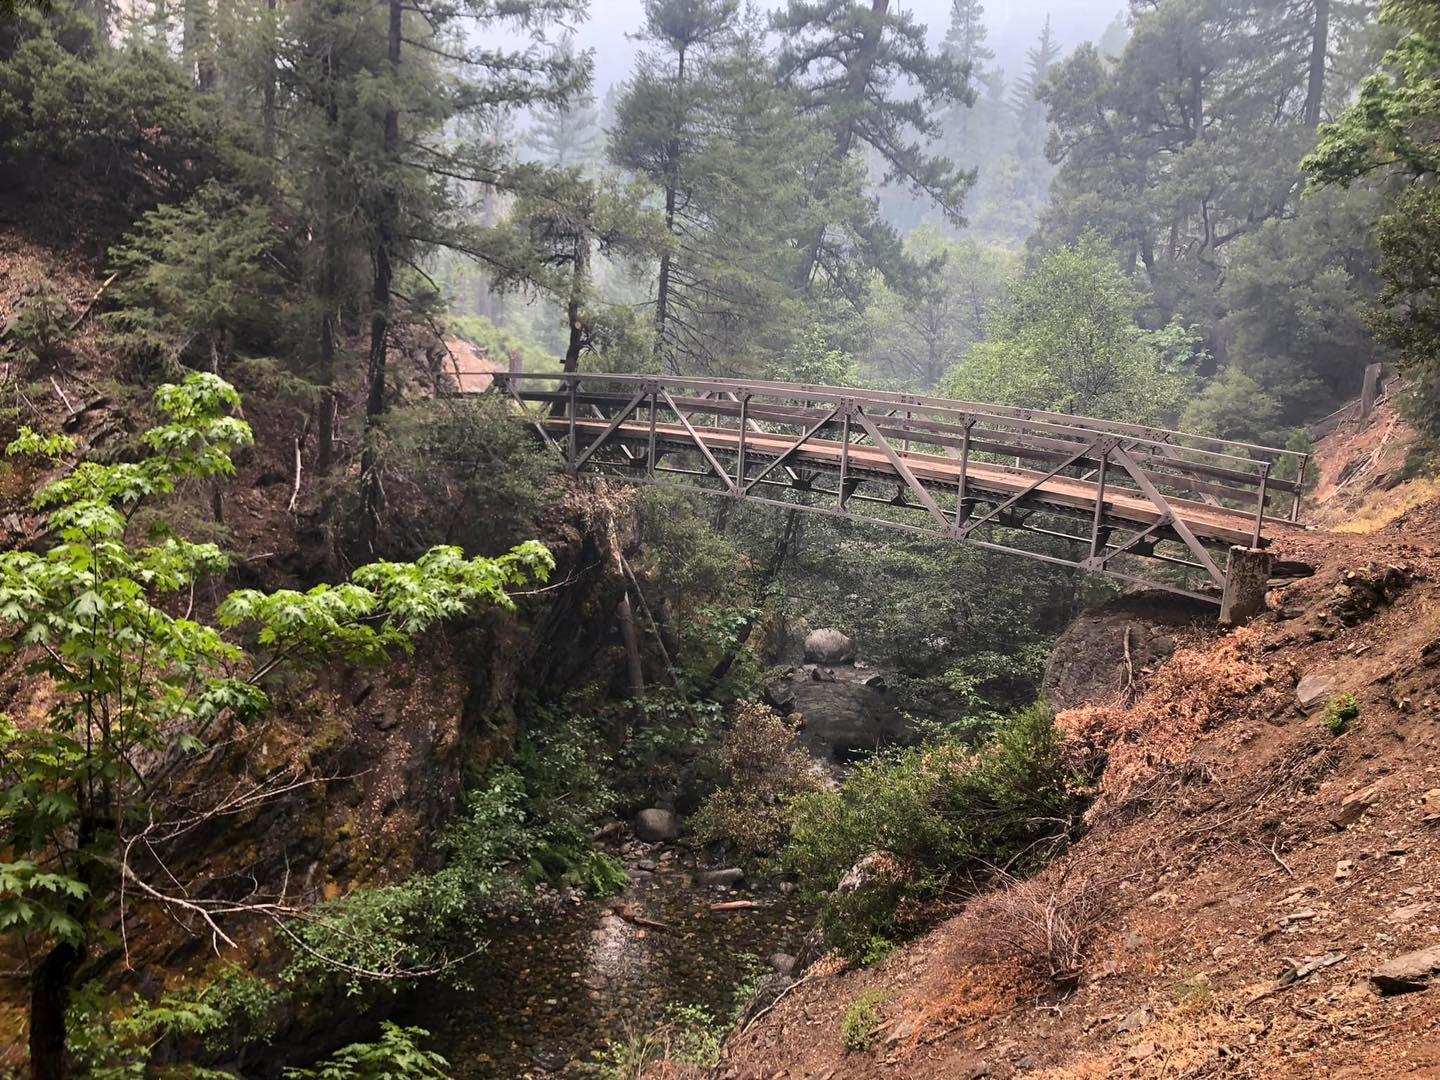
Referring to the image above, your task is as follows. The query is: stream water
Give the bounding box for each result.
[411,847,811,1078]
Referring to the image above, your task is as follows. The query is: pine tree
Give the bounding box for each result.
[944,0,993,70]
[527,90,604,168]
[610,0,740,363]
[525,37,604,168]
[771,0,974,287]
[1009,15,1060,127]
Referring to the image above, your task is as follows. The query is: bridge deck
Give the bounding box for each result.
[550,417,1293,550]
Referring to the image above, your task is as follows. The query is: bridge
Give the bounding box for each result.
[469,371,1308,623]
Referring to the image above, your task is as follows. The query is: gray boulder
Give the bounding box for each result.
[803,628,858,665]
[1372,944,1440,993]
[791,679,913,764]
[634,808,681,842]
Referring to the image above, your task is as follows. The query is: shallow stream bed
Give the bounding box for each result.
[408,851,811,1077]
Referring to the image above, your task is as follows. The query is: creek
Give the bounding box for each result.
[410,845,811,1078]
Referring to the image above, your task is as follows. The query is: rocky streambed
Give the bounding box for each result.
[409,839,811,1077]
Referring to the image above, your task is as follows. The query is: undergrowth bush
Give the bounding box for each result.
[841,989,888,1052]
[782,703,1082,957]
[285,717,622,999]
[690,701,823,862]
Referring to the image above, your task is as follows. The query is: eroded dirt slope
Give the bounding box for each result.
[724,505,1440,1078]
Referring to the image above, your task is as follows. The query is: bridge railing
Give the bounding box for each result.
[478,371,1307,528]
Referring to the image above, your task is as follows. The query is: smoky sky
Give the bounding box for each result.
[560,1,1127,96]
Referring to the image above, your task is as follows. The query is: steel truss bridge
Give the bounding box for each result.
[472,372,1308,616]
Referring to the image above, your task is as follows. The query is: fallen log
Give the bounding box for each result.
[709,900,758,912]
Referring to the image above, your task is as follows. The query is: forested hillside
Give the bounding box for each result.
[0,0,1437,1076]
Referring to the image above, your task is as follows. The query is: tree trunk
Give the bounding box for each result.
[359,0,403,544]
[261,0,278,157]
[563,230,589,374]
[183,0,215,92]
[29,939,84,1080]
[1303,0,1329,128]
[654,46,686,365]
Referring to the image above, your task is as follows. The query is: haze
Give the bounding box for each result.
[572,0,1126,94]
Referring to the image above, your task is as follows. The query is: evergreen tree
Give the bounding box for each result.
[944,0,993,70]
[525,37,605,168]
[771,0,974,286]
[609,0,740,360]
[1009,14,1060,126]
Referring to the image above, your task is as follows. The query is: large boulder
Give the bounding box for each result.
[803,628,858,665]
[1043,598,1209,710]
[790,677,914,764]
[634,808,681,842]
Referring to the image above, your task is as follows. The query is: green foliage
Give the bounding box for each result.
[857,935,897,968]
[66,971,285,1078]
[0,373,552,1064]
[861,231,1018,390]
[1306,0,1440,446]
[840,989,888,1052]
[782,704,1082,956]
[779,524,1083,729]
[285,715,620,997]
[586,1003,725,1079]
[283,1022,451,1080]
[347,395,555,557]
[103,181,285,374]
[0,5,219,213]
[0,278,69,369]
[1324,693,1359,734]
[943,234,1196,424]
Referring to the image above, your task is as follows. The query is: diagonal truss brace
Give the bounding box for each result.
[1111,444,1225,586]
[741,407,839,495]
[572,386,649,470]
[853,408,954,534]
[1080,515,1170,571]
[497,375,565,460]
[959,440,1102,539]
[660,389,739,493]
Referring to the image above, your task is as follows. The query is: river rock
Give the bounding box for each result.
[837,850,906,897]
[803,628,857,665]
[697,867,744,887]
[1371,944,1440,993]
[634,808,681,842]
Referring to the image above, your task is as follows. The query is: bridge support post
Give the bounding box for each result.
[1219,546,1273,627]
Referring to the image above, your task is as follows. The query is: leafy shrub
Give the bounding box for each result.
[690,701,824,861]
[586,1003,725,1079]
[283,1023,450,1079]
[0,6,219,215]
[782,703,1082,956]
[284,717,621,997]
[1323,693,1359,734]
[368,396,553,556]
[841,990,888,1052]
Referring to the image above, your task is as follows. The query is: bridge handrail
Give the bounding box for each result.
[486,371,1306,489]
